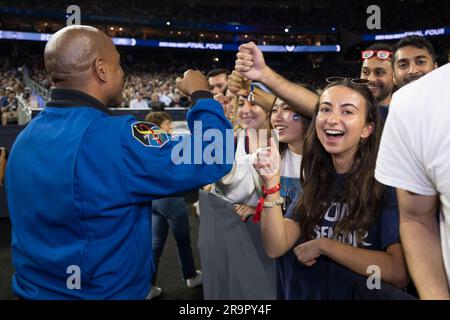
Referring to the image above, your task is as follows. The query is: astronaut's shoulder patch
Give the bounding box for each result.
[131,121,169,148]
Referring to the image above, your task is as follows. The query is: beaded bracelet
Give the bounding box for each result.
[253,183,281,223]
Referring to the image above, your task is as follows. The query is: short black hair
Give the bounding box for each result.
[394,35,436,63]
[366,43,394,52]
[207,68,229,79]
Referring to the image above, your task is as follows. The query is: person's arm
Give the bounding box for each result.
[261,179,301,258]
[396,189,450,299]
[296,239,409,288]
[121,70,233,201]
[254,138,300,258]
[234,42,318,118]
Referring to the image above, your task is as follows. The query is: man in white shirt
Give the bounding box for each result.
[375,63,450,300]
[159,89,172,107]
[129,92,149,109]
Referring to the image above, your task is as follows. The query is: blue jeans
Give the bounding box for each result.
[151,197,197,284]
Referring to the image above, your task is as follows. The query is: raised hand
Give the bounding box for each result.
[228,70,251,97]
[253,137,281,185]
[235,42,268,82]
[176,69,210,96]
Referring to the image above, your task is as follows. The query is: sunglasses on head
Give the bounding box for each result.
[326,77,370,86]
[361,50,393,61]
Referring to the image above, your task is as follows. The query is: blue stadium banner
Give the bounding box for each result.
[0,29,340,53]
[363,27,450,41]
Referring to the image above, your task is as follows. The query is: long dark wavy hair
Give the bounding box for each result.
[294,80,385,245]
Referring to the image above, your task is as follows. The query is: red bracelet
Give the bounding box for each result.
[253,183,281,223]
[262,184,281,196]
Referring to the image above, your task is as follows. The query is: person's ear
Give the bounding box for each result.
[433,62,438,70]
[361,122,374,139]
[94,57,107,83]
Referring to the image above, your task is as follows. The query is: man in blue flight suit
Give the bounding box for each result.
[5,25,233,299]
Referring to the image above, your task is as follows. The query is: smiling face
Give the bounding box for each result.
[316,86,374,166]
[270,100,306,145]
[361,58,394,105]
[394,45,437,88]
[237,96,268,130]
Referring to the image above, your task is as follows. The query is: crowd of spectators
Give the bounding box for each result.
[0,54,26,126]
[0,33,447,122]
[1,46,344,117]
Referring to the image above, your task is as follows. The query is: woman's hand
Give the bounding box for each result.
[253,137,281,187]
[235,204,256,222]
[293,238,327,267]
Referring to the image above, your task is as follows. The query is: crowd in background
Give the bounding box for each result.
[1,44,363,119]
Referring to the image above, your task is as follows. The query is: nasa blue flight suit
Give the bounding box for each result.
[5,88,233,299]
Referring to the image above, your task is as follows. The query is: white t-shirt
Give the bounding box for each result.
[159,94,172,107]
[375,62,450,288]
[213,130,262,206]
[280,148,302,179]
[129,99,149,109]
[280,148,302,212]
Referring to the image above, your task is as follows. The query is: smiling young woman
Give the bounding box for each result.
[254,79,411,299]
[269,99,309,213]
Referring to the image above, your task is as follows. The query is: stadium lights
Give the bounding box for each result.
[284,27,290,33]
[166,21,171,26]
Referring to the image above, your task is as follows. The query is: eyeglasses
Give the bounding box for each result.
[361,50,393,61]
[326,77,370,85]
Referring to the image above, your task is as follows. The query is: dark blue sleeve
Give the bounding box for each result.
[380,186,400,250]
[285,191,301,220]
[121,98,233,201]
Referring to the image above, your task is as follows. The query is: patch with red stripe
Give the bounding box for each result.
[131,121,169,148]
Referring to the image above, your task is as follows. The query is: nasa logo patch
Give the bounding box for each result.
[131,121,169,148]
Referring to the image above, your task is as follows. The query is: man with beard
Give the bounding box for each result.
[360,43,395,119]
[393,36,438,89]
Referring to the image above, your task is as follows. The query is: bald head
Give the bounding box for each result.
[44,25,124,107]
[45,25,110,85]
